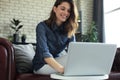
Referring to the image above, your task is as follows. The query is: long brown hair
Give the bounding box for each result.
[45,0,78,38]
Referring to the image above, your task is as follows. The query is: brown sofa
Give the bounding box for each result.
[0,38,52,80]
[0,37,120,80]
[107,48,120,80]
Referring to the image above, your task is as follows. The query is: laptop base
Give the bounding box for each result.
[50,73,108,80]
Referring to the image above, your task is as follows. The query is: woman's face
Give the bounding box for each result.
[53,2,71,26]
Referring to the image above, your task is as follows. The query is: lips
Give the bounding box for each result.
[60,14,68,20]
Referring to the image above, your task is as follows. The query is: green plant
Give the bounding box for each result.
[81,21,99,42]
[10,18,23,34]
[7,35,13,42]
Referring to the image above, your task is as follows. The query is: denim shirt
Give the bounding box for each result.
[32,21,75,71]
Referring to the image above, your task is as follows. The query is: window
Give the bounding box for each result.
[104,0,120,47]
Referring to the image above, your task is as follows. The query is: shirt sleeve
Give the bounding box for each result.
[69,34,76,42]
[36,22,53,58]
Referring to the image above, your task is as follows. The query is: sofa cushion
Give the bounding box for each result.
[13,44,35,73]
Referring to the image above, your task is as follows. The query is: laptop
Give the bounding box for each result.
[51,42,117,79]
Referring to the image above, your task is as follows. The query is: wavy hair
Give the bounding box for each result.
[45,0,78,38]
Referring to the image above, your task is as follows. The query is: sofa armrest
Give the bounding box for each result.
[0,45,8,80]
[0,38,16,80]
[112,48,120,72]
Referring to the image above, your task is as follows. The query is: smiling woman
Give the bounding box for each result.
[53,2,71,26]
[32,0,78,75]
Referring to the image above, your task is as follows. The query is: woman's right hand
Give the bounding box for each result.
[57,64,64,74]
[44,57,64,74]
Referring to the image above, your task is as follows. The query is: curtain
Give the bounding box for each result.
[93,0,104,42]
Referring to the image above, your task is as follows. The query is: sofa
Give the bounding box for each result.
[107,47,120,80]
[0,37,120,80]
[0,38,52,80]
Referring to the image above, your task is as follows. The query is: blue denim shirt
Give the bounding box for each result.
[32,21,75,71]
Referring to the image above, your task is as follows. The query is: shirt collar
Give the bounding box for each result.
[51,23,64,31]
[51,23,58,31]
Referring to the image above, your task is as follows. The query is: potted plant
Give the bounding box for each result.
[80,21,99,42]
[10,18,23,43]
[21,34,27,43]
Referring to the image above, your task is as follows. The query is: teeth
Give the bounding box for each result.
[60,14,68,20]
[62,15,67,18]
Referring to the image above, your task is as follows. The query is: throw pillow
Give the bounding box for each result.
[13,44,35,73]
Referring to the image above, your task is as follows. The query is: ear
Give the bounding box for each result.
[53,6,57,13]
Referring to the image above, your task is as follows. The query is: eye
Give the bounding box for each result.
[61,7,65,11]
[60,6,70,14]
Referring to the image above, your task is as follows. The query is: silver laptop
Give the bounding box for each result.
[63,42,117,76]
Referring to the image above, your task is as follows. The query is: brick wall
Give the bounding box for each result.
[0,0,55,43]
[0,0,93,43]
[80,0,93,34]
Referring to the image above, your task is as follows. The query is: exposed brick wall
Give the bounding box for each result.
[72,0,93,34]
[81,0,93,34]
[0,0,55,43]
[0,0,93,43]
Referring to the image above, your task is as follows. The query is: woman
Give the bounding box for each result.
[32,0,78,75]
